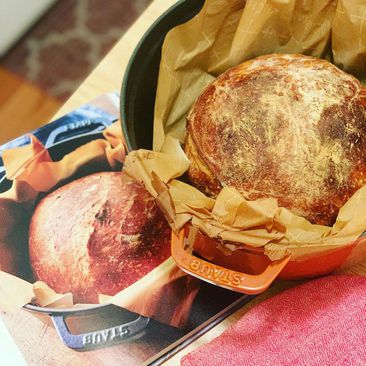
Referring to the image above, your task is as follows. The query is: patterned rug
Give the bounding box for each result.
[1,0,151,101]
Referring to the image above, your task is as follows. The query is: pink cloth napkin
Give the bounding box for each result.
[182,275,366,366]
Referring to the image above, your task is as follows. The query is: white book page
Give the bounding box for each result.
[0,318,27,366]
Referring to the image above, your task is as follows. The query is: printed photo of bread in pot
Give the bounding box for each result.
[29,171,171,303]
[185,53,366,226]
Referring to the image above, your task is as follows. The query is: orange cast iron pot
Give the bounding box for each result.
[171,225,362,295]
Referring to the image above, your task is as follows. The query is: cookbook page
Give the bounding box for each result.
[0,94,252,366]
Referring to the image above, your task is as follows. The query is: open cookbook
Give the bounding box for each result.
[0,94,253,366]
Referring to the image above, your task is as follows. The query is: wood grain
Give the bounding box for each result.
[0,68,61,145]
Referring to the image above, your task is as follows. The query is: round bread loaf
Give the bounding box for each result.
[29,172,171,303]
[185,54,366,226]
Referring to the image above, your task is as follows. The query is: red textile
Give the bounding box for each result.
[182,275,366,366]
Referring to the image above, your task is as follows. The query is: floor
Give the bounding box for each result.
[0,0,151,145]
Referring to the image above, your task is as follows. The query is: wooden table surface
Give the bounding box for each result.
[4,0,366,364]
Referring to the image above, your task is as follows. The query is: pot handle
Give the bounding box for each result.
[171,229,290,295]
[51,313,149,351]
[44,119,109,148]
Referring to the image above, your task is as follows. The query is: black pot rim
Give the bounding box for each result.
[120,0,193,151]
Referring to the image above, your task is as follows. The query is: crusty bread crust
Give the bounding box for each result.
[185,54,366,226]
[29,172,171,303]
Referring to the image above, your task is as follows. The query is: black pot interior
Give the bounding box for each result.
[49,133,104,159]
[44,133,114,191]
[121,0,205,151]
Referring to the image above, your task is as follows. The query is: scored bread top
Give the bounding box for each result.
[29,172,171,303]
[185,54,366,226]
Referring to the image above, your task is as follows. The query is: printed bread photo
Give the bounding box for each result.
[29,172,171,303]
